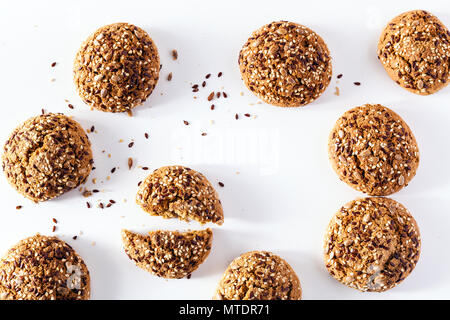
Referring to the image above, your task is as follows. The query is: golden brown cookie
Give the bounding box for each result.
[121,228,213,279]
[0,234,90,300]
[74,23,160,112]
[136,166,224,225]
[324,197,421,292]
[2,113,93,202]
[213,251,301,300]
[378,10,450,95]
[238,21,332,107]
[328,104,419,196]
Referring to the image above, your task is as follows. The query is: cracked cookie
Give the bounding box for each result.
[324,197,421,292]
[378,10,450,95]
[213,251,301,300]
[238,21,332,107]
[121,229,212,279]
[74,23,160,112]
[328,104,419,196]
[0,234,90,300]
[2,113,93,202]
[136,166,224,225]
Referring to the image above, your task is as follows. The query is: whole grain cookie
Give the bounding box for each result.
[238,21,332,107]
[0,234,90,300]
[378,10,450,95]
[213,251,301,300]
[121,228,213,279]
[74,23,160,112]
[2,113,93,202]
[324,197,421,292]
[136,165,224,225]
[328,104,419,196]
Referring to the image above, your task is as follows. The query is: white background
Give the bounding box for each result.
[0,0,449,300]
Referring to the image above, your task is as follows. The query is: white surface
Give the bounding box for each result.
[0,0,449,300]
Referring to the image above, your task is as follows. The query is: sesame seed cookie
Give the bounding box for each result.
[324,197,421,292]
[378,10,450,95]
[2,113,93,202]
[0,234,90,300]
[136,166,224,225]
[213,251,301,300]
[121,228,213,279]
[328,104,419,196]
[74,23,160,112]
[238,21,332,107]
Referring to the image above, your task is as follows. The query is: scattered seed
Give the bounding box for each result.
[244,113,251,117]
[68,104,74,109]
[128,142,134,148]
[16,205,22,210]
[235,114,239,120]
[167,72,173,81]
[142,167,149,170]
[201,132,207,136]
[218,72,223,77]
[144,132,149,139]
[51,62,57,67]
[92,189,100,193]
[52,226,56,232]
[354,82,361,86]
[172,49,178,60]
[202,81,206,87]
[206,74,211,79]
[223,92,228,98]
[86,202,91,209]
[41,108,46,115]
[90,125,95,133]
[216,92,221,98]
[207,92,215,101]
[210,104,215,110]
[183,120,189,125]
[218,182,224,187]
[52,218,58,224]
[110,199,116,204]
[106,203,112,208]
[138,181,142,186]
[73,236,78,240]
[128,157,133,170]
[111,167,116,174]
[337,74,343,79]
[99,203,104,209]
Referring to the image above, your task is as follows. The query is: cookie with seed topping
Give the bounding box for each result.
[238,21,332,107]
[2,113,93,202]
[213,251,301,300]
[121,229,213,279]
[136,165,224,225]
[328,104,419,196]
[0,234,90,300]
[378,10,450,95]
[74,23,160,112]
[324,197,421,292]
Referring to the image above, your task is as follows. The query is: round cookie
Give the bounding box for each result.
[74,23,160,112]
[136,165,224,225]
[328,104,419,196]
[2,113,93,202]
[214,251,301,300]
[238,21,332,107]
[378,10,450,95]
[0,234,90,300]
[122,228,213,279]
[324,197,421,292]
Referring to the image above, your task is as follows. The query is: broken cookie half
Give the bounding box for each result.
[121,228,213,279]
[136,165,224,225]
